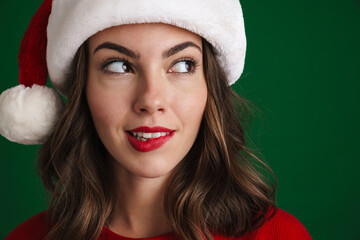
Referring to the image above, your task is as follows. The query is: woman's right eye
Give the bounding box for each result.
[104,60,133,74]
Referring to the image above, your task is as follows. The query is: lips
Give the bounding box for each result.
[126,126,175,152]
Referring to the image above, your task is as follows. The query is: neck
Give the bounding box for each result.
[108,166,172,238]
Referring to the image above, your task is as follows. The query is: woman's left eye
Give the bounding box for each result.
[169,60,196,73]
[103,60,133,74]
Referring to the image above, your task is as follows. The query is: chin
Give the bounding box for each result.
[135,170,173,179]
[110,154,180,180]
[132,160,179,179]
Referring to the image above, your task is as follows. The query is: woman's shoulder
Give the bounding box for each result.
[5,211,48,240]
[243,208,311,240]
[214,208,312,240]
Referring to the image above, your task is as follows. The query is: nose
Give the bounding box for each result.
[133,72,168,115]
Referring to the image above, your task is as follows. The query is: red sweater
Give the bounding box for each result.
[5,209,311,240]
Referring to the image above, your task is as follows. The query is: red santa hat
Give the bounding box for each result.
[0,0,247,145]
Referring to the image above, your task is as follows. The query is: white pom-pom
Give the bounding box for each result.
[0,84,64,145]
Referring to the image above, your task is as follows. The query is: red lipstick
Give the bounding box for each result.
[126,126,175,152]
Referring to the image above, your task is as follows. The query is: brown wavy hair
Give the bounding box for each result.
[37,39,276,240]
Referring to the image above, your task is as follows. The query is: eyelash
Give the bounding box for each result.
[100,57,200,75]
[170,57,200,75]
[101,57,133,75]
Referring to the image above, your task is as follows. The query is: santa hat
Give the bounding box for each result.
[0,0,247,145]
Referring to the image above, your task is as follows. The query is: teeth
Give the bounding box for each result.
[130,132,170,141]
[143,132,152,138]
[152,132,161,138]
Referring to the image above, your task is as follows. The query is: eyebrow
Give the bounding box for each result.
[162,41,202,58]
[93,41,202,59]
[94,42,139,59]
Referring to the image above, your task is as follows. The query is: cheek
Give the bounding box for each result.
[177,84,208,130]
[86,81,129,137]
[87,87,110,125]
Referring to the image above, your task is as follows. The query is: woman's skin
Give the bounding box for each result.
[87,23,208,238]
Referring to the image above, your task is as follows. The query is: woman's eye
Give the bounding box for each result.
[104,61,133,74]
[169,60,195,73]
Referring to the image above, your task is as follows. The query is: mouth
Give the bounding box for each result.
[127,131,172,142]
[125,126,175,152]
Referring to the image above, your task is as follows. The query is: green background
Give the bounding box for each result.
[1,0,359,239]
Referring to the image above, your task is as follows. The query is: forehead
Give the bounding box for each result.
[88,23,202,52]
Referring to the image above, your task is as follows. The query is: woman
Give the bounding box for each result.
[1,0,311,239]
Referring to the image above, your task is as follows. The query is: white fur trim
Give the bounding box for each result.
[0,85,64,145]
[47,0,246,95]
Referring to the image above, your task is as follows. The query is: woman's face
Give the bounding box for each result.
[86,23,207,179]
